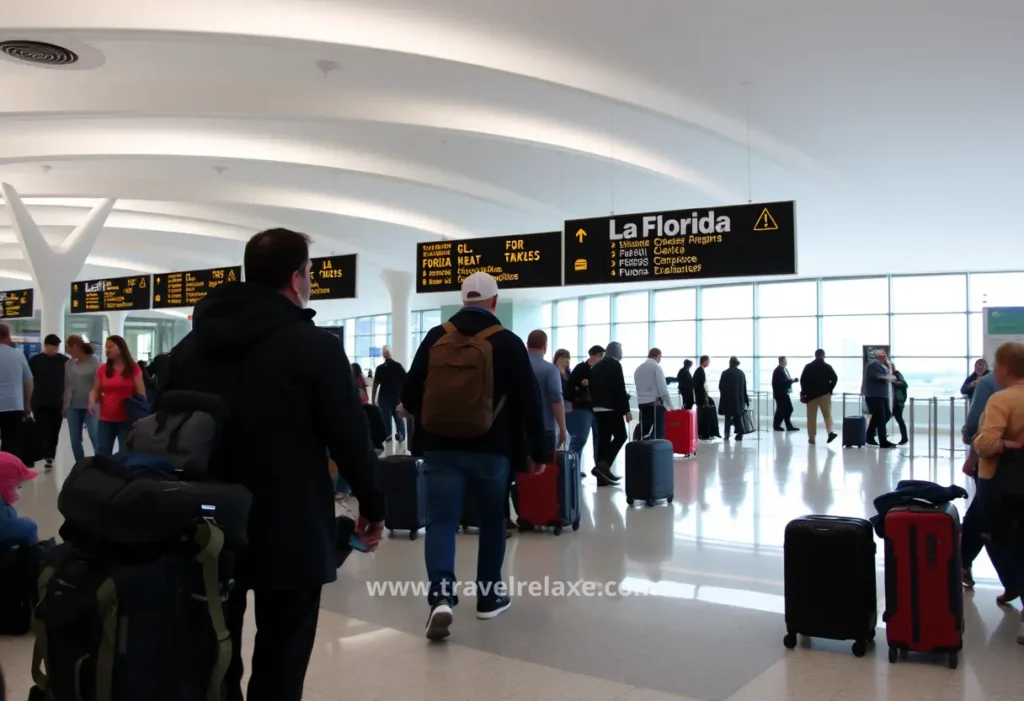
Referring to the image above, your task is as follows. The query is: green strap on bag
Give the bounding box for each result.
[30,566,55,692]
[195,521,231,701]
[94,579,118,701]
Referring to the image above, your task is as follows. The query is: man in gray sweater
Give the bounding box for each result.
[864,349,897,448]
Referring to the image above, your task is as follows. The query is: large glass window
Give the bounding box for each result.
[758,281,817,317]
[582,296,610,324]
[555,299,579,326]
[652,321,696,359]
[821,315,889,357]
[582,324,610,353]
[701,319,753,358]
[892,358,970,397]
[757,317,817,358]
[891,275,966,314]
[653,288,696,320]
[821,277,888,315]
[554,326,580,359]
[969,272,1024,311]
[613,322,650,357]
[891,314,967,357]
[702,285,753,319]
[614,291,649,323]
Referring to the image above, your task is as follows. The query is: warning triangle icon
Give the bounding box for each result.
[753,208,779,232]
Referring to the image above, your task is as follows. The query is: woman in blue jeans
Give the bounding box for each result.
[63,335,100,463]
[89,336,146,456]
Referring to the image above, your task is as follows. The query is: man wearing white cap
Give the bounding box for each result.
[400,271,549,641]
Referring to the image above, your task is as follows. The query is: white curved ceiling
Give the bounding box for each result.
[2,0,1023,317]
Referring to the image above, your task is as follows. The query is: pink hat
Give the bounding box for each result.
[0,451,38,505]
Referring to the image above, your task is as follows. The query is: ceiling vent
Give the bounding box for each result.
[0,40,79,66]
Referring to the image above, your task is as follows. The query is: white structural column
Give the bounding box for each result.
[104,311,127,339]
[380,269,413,366]
[1,183,116,342]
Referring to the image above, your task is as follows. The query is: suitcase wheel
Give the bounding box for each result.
[783,633,797,649]
[948,651,958,670]
[572,520,580,531]
[852,640,866,657]
[626,497,636,506]
[666,495,674,504]
[409,530,418,541]
[868,629,876,642]
[888,646,898,663]
[553,526,563,536]
[388,529,396,538]
[517,518,534,533]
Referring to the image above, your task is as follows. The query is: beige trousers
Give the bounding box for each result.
[806,395,834,442]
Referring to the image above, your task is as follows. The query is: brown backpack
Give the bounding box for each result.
[420,322,507,438]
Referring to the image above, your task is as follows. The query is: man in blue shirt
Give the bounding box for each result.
[0,325,33,461]
[527,330,568,449]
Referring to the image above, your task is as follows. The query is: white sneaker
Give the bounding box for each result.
[425,603,453,641]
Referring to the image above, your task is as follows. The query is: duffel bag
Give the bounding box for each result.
[128,390,227,480]
[58,455,251,547]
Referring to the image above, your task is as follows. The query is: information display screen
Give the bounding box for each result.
[416,231,562,293]
[309,255,357,300]
[563,201,796,286]
[153,266,240,309]
[0,289,33,319]
[70,275,152,313]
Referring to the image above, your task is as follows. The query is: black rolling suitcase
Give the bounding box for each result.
[698,400,721,440]
[381,456,426,539]
[783,515,877,656]
[843,416,868,448]
[624,432,674,507]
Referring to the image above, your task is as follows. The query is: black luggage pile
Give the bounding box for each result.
[27,391,251,701]
[0,538,55,635]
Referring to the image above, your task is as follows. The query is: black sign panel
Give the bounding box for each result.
[70,275,152,314]
[0,289,33,319]
[563,201,796,286]
[153,266,240,309]
[416,231,562,293]
[310,255,357,300]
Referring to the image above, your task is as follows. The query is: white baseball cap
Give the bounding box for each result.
[461,272,499,303]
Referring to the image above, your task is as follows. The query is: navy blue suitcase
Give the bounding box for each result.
[381,456,426,540]
[625,439,674,507]
[843,416,868,448]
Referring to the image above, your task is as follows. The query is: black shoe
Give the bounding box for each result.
[787,426,800,432]
[593,462,619,482]
[866,439,879,446]
[592,468,619,487]
[898,438,909,445]
[735,435,743,441]
[827,432,838,444]
[774,427,785,432]
[880,441,897,449]
[580,471,586,479]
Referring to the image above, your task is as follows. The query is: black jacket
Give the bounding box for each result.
[401,308,548,465]
[589,357,630,415]
[718,367,749,416]
[29,353,68,408]
[676,368,694,407]
[772,365,796,398]
[693,366,709,405]
[166,283,384,590]
[800,358,838,402]
[373,358,407,402]
[566,361,594,409]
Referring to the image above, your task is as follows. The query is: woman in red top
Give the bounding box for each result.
[89,335,146,456]
[351,363,369,404]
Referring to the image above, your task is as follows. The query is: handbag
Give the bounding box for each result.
[123,394,152,423]
[739,408,755,435]
[20,417,46,465]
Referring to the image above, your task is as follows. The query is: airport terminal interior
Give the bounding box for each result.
[3,2,1024,700]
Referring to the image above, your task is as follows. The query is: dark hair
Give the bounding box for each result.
[0,324,9,342]
[527,329,548,350]
[778,356,786,364]
[244,228,311,289]
[553,349,570,365]
[729,356,740,367]
[683,359,693,368]
[648,348,661,359]
[815,349,826,359]
[588,345,605,356]
[44,334,61,347]
[83,342,95,356]
[699,355,710,364]
[351,363,363,376]
[104,335,137,379]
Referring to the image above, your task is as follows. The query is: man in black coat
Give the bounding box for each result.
[677,359,695,410]
[718,356,750,441]
[589,341,632,485]
[167,228,386,701]
[772,356,799,432]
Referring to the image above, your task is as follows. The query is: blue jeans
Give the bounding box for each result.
[96,420,131,456]
[66,407,99,463]
[334,474,351,495]
[423,451,510,607]
[377,396,405,441]
[0,503,38,546]
[566,409,598,465]
[976,478,1024,591]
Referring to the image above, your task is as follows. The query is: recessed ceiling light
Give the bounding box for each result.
[0,40,78,66]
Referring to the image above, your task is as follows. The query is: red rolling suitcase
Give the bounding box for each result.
[515,450,581,535]
[665,409,698,457]
[883,503,964,669]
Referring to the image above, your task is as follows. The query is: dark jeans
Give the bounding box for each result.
[96,420,131,456]
[866,396,891,444]
[225,584,322,701]
[722,414,743,439]
[972,478,1024,591]
[0,410,24,462]
[423,451,510,606]
[376,395,405,441]
[33,405,63,460]
[637,403,666,439]
[594,412,628,471]
[773,394,794,429]
[892,402,907,441]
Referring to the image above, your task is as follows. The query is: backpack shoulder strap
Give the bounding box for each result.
[474,324,505,341]
[195,522,230,701]
[441,321,458,335]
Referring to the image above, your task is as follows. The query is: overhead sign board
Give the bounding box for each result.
[563,201,796,286]
[0,289,33,319]
[70,275,152,313]
[416,231,562,293]
[309,255,357,300]
[153,266,240,309]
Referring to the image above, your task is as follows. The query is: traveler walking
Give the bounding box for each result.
[961,358,991,401]
[63,335,100,463]
[399,272,548,641]
[89,335,145,456]
[373,345,407,443]
[165,227,386,701]
[634,348,672,439]
[28,334,67,469]
[693,356,710,408]
[800,349,838,445]
[351,363,370,403]
[718,357,749,441]
[771,356,799,432]
[567,345,605,470]
[527,331,568,448]
[0,325,32,461]
[590,341,631,485]
[864,349,897,448]
[891,364,909,445]
[677,359,695,410]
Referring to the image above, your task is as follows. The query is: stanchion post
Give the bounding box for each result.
[949,397,955,454]
[909,398,915,457]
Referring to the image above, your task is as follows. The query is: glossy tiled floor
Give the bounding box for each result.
[4,427,1024,701]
